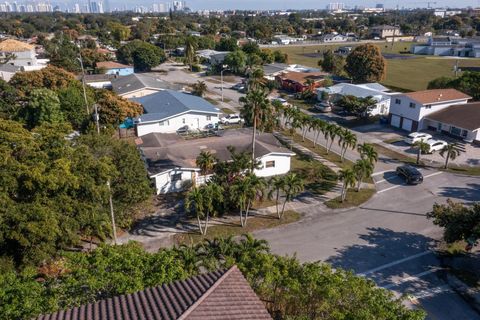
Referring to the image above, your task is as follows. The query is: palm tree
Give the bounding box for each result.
[184,36,198,71]
[327,124,341,153]
[238,234,270,258]
[185,186,206,235]
[311,118,326,148]
[299,114,312,142]
[247,67,265,91]
[440,143,463,169]
[339,129,357,162]
[280,173,304,219]
[196,150,216,175]
[338,168,357,202]
[268,176,286,219]
[239,89,272,168]
[192,80,208,97]
[323,123,336,151]
[231,178,254,227]
[412,140,430,165]
[357,143,379,165]
[174,244,200,274]
[353,159,374,192]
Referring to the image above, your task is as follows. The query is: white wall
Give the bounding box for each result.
[254,154,292,177]
[1,49,37,67]
[137,112,219,136]
[154,169,196,194]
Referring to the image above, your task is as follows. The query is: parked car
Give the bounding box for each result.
[425,139,448,153]
[204,123,224,131]
[220,114,243,125]
[231,83,246,91]
[404,132,433,145]
[271,97,289,106]
[314,102,332,113]
[396,165,423,185]
[176,125,190,134]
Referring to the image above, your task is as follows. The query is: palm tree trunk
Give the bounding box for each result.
[416,149,421,165]
[239,208,244,227]
[302,127,307,141]
[341,146,345,162]
[276,190,280,219]
[197,216,204,235]
[251,116,257,170]
[341,183,347,202]
[444,154,450,169]
[280,191,290,219]
[204,213,209,235]
[356,177,362,192]
[244,200,252,227]
[313,131,319,148]
[328,139,335,153]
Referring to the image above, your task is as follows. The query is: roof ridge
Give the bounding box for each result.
[178,266,237,320]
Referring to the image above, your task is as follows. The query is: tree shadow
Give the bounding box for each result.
[437,183,480,203]
[326,227,436,276]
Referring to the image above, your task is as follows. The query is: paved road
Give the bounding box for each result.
[256,170,480,320]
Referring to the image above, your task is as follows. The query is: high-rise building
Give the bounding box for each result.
[73,3,80,13]
[327,2,345,11]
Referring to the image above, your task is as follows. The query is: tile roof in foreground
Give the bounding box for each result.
[36,266,272,320]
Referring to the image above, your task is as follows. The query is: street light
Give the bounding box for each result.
[77,55,90,115]
[220,67,230,102]
[107,180,118,245]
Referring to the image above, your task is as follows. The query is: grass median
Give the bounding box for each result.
[325,188,376,209]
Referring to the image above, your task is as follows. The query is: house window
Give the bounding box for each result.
[206,116,211,121]
[409,102,416,109]
[425,105,432,109]
[171,173,182,182]
[450,126,461,136]
[461,129,468,138]
[182,118,186,124]
[265,161,275,168]
[159,121,165,126]
[395,98,401,104]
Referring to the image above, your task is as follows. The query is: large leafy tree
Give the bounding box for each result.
[95,89,143,127]
[318,49,346,76]
[117,40,165,71]
[427,72,480,101]
[22,88,64,129]
[224,49,247,74]
[345,44,386,83]
[428,200,480,250]
[0,79,19,119]
[9,65,76,94]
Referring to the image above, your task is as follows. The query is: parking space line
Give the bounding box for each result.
[372,170,390,177]
[377,185,403,193]
[382,268,441,289]
[359,251,432,276]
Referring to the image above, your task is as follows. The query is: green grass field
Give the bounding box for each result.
[276,41,480,91]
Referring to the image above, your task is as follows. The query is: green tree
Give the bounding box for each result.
[196,150,217,175]
[413,140,430,164]
[191,80,208,97]
[215,37,239,51]
[117,40,165,71]
[353,159,374,191]
[22,88,64,128]
[280,173,304,218]
[56,83,92,130]
[108,22,131,41]
[184,36,198,71]
[0,79,19,119]
[439,143,463,169]
[224,49,247,74]
[427,200,480,249]
[339,168,357,202]
[345,44,386,83]
[239,89,273,166]
[357,142,379,165]
[318,49,346,76]
[338,129,357,162]
[268,176,286,219]
[427,72,480,101]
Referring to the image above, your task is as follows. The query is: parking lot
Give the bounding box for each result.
[354,124,480,167]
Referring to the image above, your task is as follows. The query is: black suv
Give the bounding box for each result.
[396,165,423,185]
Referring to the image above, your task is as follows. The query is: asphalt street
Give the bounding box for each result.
[256,169,480,320]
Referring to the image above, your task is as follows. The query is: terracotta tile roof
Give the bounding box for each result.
[277,71,328,84]
[403,89,471,105]
[96,61,132,69]
[36,266,272,320]
[425,102,480,131]
[0,39,35,52]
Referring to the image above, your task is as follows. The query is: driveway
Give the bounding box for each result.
[255,171,480,320]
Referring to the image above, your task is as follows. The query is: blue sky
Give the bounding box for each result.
[181,0,479,10]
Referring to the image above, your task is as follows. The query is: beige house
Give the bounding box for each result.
[370,25,402,39]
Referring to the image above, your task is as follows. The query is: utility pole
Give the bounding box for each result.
[93,103,100,134]
[77,49,90,114]
[107,180,118,245]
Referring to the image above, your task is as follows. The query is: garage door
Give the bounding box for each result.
[402,118,413,131]
[391,115,401,128]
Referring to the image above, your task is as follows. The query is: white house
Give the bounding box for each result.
[112,73,183,98]
[317,83,395,116]
[137,129,296,194]
[321,34,348,43]
[423,102,480,143]
[0,39,48,69]
[132,90,221,137]
[388,89,472,132]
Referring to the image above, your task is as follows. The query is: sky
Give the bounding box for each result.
[181,0,480,10]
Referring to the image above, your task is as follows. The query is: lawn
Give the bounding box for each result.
[325,188,376,209]
[275,41,480,91]
[173,210,301,245]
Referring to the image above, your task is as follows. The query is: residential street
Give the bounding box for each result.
[255,170,480,320]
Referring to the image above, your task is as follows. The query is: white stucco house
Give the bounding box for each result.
[137,129,296,194]
[112,73,182,98]
[388,89,472,132]
[132,90,221,137]
[317,83,396,116]
[0,39,48,76]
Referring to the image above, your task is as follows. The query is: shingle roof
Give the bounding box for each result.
[96,61,132,69]
[262,63,289,76]
[277,71,328,84]
[0,39,35,52]
[133,90,220,123]
[139,128,295,175]
[425,102,480,131]
[36,266,272,320]
[403,89,471,105]
[112,73,182,95]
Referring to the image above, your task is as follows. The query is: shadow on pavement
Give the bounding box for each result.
[325,227,436,274]
[437,183,480,203]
